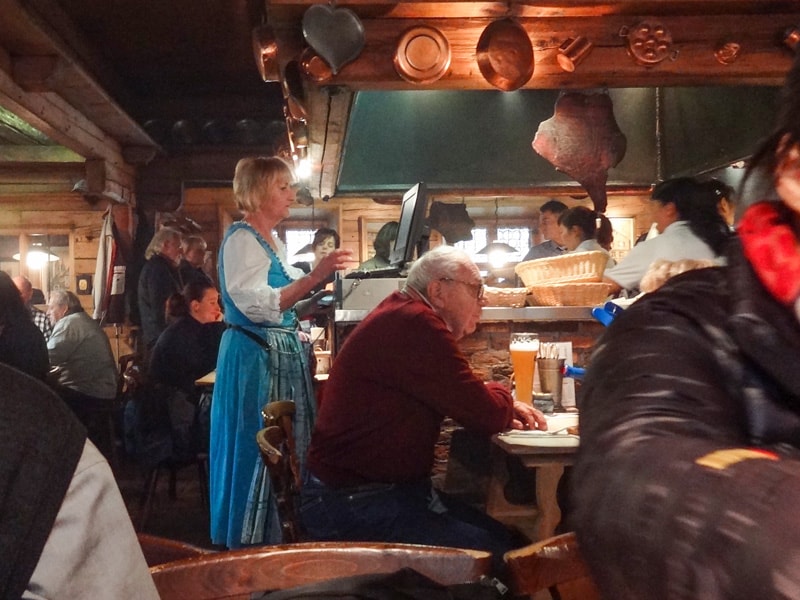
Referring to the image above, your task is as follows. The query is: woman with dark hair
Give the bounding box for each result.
[150,279,224,397]
[145,280,225,460]
[571,50,800,598]
[557,206,616,268]
[602,176,731,294]
[0,271,48,379]
[358,221,400,271]
[292,228,341,292]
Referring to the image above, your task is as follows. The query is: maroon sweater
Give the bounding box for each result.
[306,290,515,487]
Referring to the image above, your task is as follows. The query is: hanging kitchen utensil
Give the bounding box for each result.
[476,18,534,91]
[532,91,627,213]
[252,24,280,82]
[302,4,365,75]
[300,47,333,83]
[393,25,451,85]
[619,20,678,66]
[281,61,308,122]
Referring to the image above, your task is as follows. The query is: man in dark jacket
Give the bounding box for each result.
[137,227,184,351]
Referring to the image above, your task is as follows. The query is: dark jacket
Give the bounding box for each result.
[0,316,49,380]
[137,253,183,349]
[571,237,800,600]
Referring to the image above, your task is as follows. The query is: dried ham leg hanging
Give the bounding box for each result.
[532,91,627,213]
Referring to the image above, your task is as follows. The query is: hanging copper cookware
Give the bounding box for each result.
[251,24,279,82]
[393,25,451,85]
[476,18,534,91]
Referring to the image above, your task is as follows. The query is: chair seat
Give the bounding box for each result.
[503,532,600,600]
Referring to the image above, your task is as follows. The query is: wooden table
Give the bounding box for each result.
[195,370,216,386]
[486,432,577,542]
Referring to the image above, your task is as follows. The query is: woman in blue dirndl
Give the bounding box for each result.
[209,156,351,547]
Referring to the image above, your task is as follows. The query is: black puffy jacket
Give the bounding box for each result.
[572,236,800,600]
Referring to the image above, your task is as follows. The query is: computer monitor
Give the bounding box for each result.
[390,182,429,268]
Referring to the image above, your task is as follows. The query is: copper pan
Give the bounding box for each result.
[476,18,534,91]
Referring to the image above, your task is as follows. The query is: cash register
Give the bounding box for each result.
[338,182,429,311]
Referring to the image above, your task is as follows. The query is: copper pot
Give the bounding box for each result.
[476,18,534,91]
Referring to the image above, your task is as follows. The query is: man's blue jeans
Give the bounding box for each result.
[299,473,515,575]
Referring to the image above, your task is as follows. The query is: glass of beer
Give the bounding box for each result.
[509,333,539,404]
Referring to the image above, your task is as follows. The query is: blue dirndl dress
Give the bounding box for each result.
[209,222,317,547]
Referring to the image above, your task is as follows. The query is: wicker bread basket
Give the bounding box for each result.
[527,282,613,307]
[482,286,528,308]
[515,251,608,286]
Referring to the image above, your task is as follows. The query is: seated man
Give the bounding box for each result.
[0,363,158,598]
[301,246,546,573]
[12,275,53,340]
[46,290,119,453]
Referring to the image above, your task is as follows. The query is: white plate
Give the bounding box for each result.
[498,431,580,447]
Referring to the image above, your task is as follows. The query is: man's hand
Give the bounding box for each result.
[509,400,548,431]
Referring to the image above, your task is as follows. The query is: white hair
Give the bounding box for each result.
[145,227,181,259]
[404,246,475,294]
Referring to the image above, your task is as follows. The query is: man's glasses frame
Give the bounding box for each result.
[439,277,485,301]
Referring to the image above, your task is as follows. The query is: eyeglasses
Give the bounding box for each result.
[439,278,485,301]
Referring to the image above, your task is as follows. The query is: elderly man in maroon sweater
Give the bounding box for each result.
[302,245,546,572]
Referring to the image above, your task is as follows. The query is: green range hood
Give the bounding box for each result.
[336,87,779,195]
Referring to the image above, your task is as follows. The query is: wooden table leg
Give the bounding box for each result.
[485,444,539,519]
[534,463,565,540]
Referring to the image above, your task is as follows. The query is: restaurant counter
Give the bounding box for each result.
[335,306,594,324]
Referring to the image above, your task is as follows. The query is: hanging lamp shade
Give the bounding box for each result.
[476,241,517,255]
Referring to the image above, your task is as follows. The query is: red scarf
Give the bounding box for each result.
[738,201,800,305]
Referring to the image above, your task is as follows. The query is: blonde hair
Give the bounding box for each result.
[233,156,294,213]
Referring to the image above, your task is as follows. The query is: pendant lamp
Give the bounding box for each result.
[477,199,517,267]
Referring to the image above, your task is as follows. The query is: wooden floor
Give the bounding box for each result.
[112,426,543,551]
[115,456,220,550]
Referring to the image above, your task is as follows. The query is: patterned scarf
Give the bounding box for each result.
[738,201,800,320]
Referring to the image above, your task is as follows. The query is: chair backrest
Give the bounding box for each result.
[137,533,213,567]
[503,532,601,600]
[256,400,301,542]
[150,541,493,600]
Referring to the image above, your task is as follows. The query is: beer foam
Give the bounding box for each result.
[510,339,540,350]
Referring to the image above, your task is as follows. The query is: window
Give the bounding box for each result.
[284,228,315,262]
[455,226,530,264]
[455,227,487,259]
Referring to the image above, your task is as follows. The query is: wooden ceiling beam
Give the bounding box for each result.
[0,145,83,163]
[267,0,800,20]
[283,13,799,90]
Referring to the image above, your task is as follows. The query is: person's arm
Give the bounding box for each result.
[26,441,159,598]
[223,229,349,323]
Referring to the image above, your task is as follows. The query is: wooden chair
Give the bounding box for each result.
[137,533,214,567]
[256,400,301,542]
[150,541,492,600]
[503,532,601,600]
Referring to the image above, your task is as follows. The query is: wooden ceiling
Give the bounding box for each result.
[0,0,799,205]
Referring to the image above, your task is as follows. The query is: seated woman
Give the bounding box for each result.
[557,206,616,268]
[143,280,224,460]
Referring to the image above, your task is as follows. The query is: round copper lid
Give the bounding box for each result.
[394,26,451,85]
